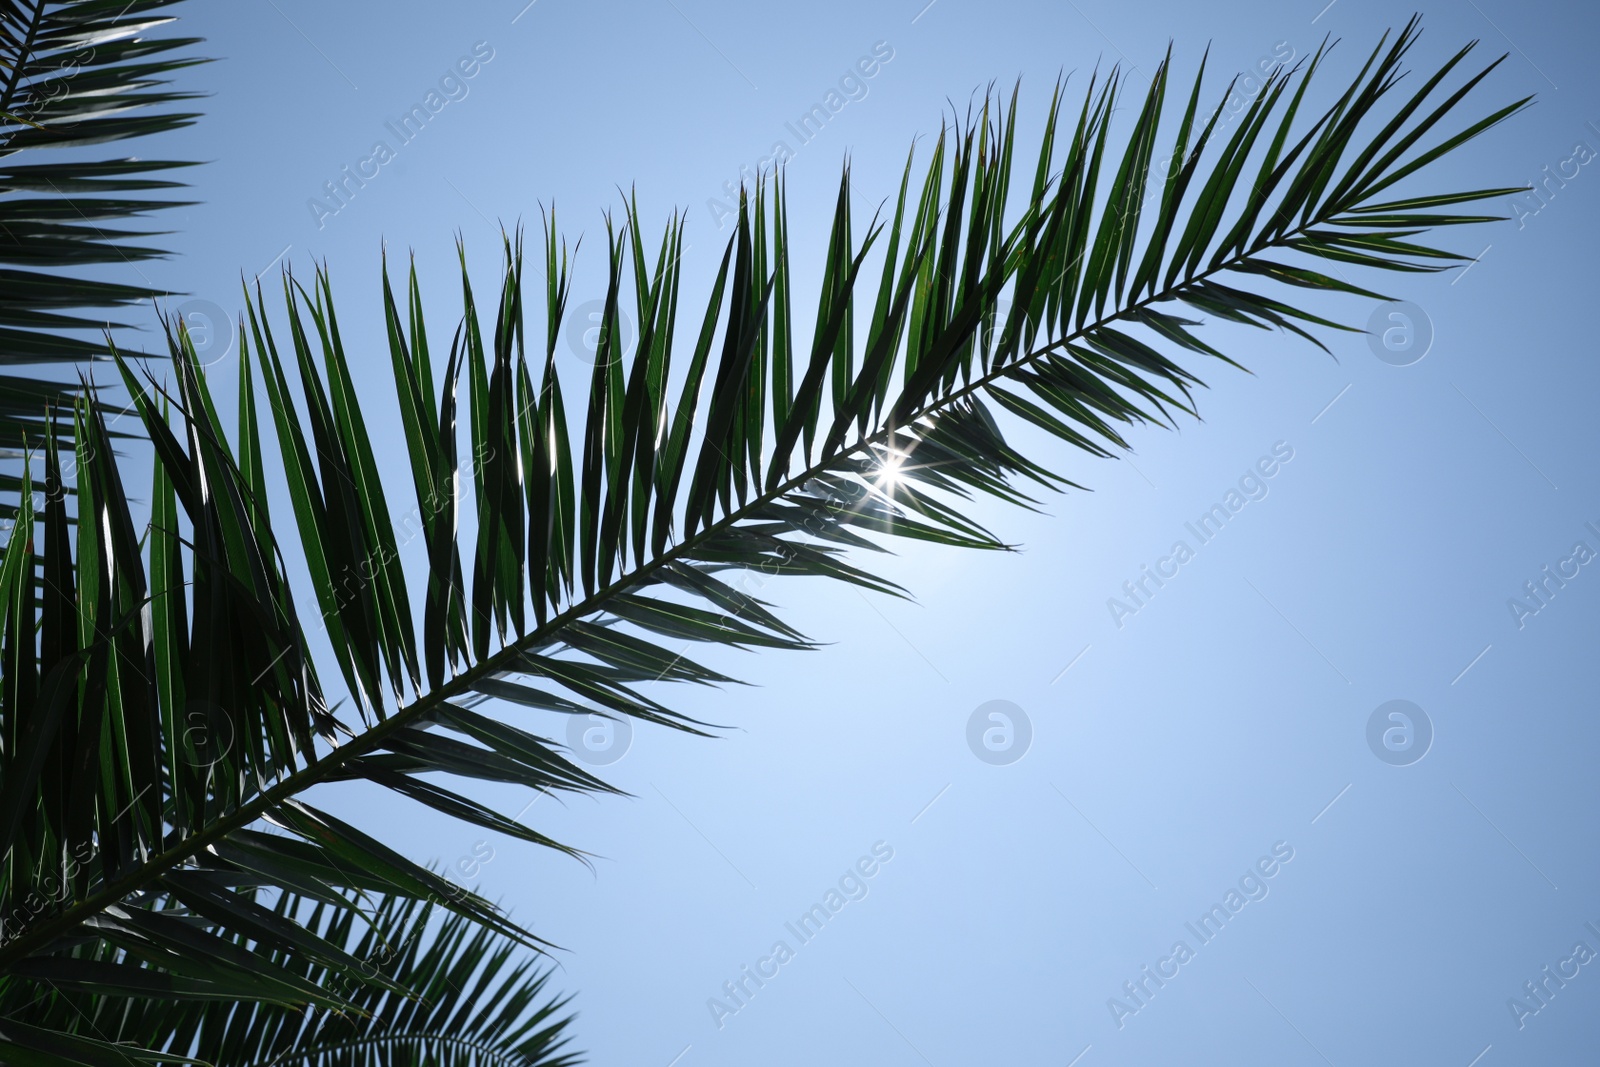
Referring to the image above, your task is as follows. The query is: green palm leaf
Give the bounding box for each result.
[0,0,204,517]
[1,889,582,1067]
[0,19,1530,1062]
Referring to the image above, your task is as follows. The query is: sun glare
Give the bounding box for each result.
[875,452,906,490]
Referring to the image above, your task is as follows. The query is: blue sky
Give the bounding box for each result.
[110,0,1600,1063]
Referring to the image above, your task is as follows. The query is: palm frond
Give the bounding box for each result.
[0,19,1530,1063]
[0,0,204,517]
[1,889,582,1067]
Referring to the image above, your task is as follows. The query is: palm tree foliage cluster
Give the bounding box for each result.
[0,4,1528,1063]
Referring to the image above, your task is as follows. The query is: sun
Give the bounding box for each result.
[874,452,906,491]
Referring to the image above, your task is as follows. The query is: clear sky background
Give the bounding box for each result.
[101,0,1600,1063]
